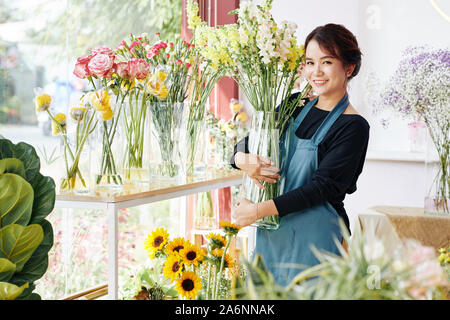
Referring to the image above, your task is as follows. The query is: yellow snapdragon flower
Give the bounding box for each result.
[35,94,51,112]
[91,90,111,112]
[99,107,114,121]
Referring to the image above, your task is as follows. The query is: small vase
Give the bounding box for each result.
[424,125,450,215]
[92,115,123,190]
[193,191,217,229]
[122,94,150,185]
[148,101,184,182]
[243,111,281,229]
[58,133,90,194]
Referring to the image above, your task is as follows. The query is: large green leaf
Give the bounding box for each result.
[0,281,29,300]
[0,140,40,186]
[30,173,55,224]
[0,158,26,178]
[0,258,16,282]
[0,173,34,227]
[11,220,53,286]
[0,224,43,272]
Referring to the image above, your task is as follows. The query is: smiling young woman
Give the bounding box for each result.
[231,24,370,286]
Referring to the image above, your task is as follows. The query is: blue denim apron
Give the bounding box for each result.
[253,93,350,286]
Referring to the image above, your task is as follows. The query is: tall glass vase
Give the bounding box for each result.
[181,102,207,177]
[92,117,123,190]
[148,101,184,182]
[122,94,150,185]
[424,124,449,215]
[243,111,282,229]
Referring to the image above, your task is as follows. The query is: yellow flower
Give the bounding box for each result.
[165,237,189,256]
[211,248,234,269]
[154,70,168,83]
[206,232,226,250]
[69,106,86,122]
[230,102,243,113]
[236,112,249,123]
[121,79,135,94]
[163,255,184,282]
[99,107,114,121]
[147,79,168,99]
[179,242,204,267]
[91,90,111,112]
[35,94,51,112]
[175,271,202,299]
[51,113,66,136]
[144,228,170,259]
[219,220,241,236]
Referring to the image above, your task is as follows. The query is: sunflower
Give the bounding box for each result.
[165,237,189,256]
[144,228,170,259]
[179,242,204,266]
[163,254,184,281]
[206,232,226,250]
[211,248,234,269]
[175,271,202,299]
[219,220,241,236]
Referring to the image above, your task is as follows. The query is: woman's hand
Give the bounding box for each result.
[234,152,280,190]
[232,198,257,227]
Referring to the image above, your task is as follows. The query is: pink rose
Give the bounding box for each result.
[88,53,114,77]
[91,46,114,57]
[73,55,92,79]
[116,61,130,79]
[128,58,150,79]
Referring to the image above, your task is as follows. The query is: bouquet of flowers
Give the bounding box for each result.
[374,46,450,214]
[73,46,127,187]
[206,99,249,169]
[187,0,311,228]
[142,221,241,300]
[35,92,97,193]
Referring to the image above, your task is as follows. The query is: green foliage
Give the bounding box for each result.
[0,138,55,300]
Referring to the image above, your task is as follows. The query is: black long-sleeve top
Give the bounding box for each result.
[230,93,370,234]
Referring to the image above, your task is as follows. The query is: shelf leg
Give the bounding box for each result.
[107,203,118,300]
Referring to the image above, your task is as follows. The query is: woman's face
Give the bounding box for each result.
[304,39,353,97]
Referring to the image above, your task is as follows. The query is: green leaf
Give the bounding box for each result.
[0,158,26,178]
[0,140,40,186]
[0,281,29,300]
[11,220,53,285]
[30,173,55,224]
[0,224,43,272]
[0,173,34,227]
[0,258,16,282]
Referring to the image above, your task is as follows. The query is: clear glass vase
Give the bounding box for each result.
[58,132,90,194]
[122,94,150,185]
[193,191,217,229]
[92,115,123,190]
[243,111,282,229]
[424,124,449,215]
[148,101,184,182]
[180,104,207,177]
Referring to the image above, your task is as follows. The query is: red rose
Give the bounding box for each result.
[88,53,115,77]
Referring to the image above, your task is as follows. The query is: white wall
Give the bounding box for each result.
[245,0,450,233]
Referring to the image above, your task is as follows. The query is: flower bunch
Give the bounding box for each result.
[206,100,249,169]
[373,46,450,213]
[35,91,97,192]
[143,222,241,300]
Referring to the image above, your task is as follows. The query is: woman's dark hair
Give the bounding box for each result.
[305,23,362,80]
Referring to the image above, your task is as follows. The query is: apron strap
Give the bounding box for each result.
[311,92,350,145]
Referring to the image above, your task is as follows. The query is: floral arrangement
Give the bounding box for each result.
[371,46,450,214]
[187,0,311,228]
[206,99,249,169]
[232,219,449,300]
[35,92,96,193]
[142,221,242,300]
[73,45,126,187]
